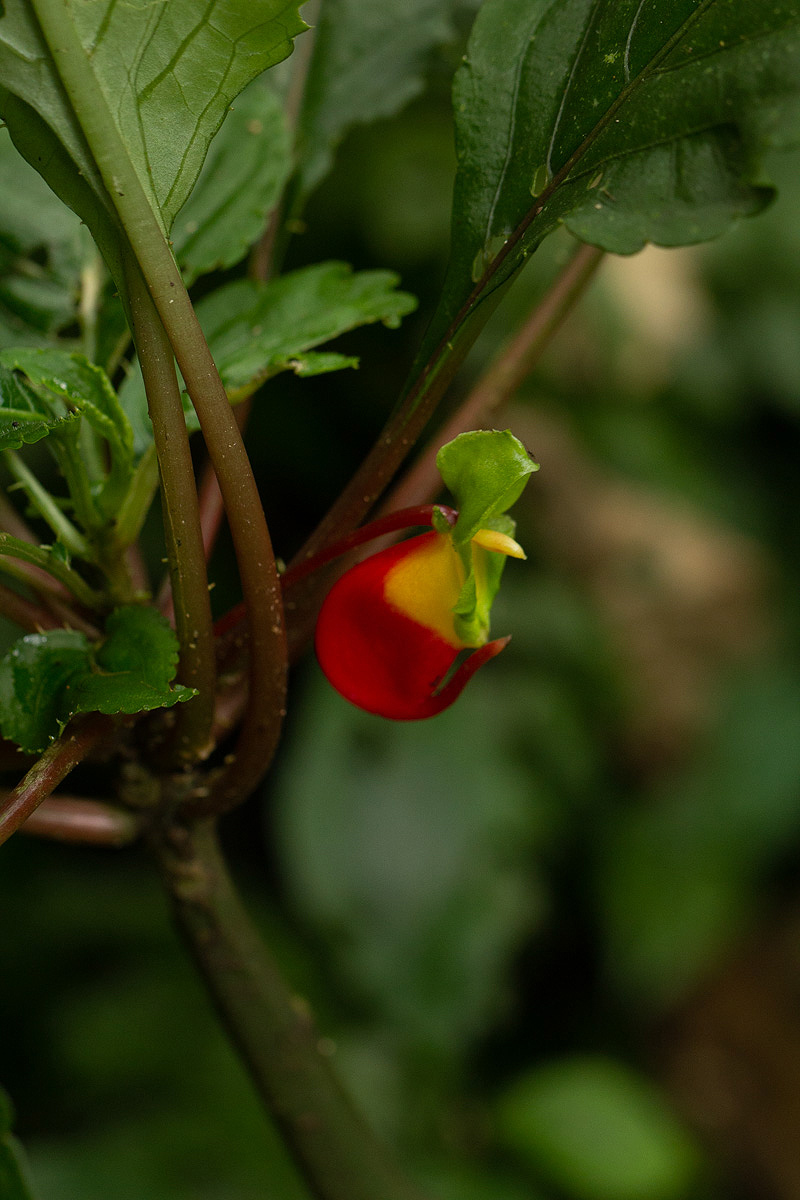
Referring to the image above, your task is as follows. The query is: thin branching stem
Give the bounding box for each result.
[383,243,605,513]
[125,255,216,763]
[0,715,112,848]
[17,794,140,847]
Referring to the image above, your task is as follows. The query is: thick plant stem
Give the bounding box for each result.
[125,257,216,763]
[32,0,287,806]
[152,817,428,1200]
[0,715,111,848]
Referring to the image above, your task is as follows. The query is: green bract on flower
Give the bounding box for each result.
[315,430,538,719]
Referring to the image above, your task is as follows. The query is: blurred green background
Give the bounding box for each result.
[4,28,800,1200]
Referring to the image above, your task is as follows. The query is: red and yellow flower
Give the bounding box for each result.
[315,519,525,719]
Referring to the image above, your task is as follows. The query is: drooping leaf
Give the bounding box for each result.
[294,0,459,202]
[0,1086,39,1200]
[0,608,194,754]
[0,361,77,451]
[0,0,307,272]
[171,79,293,286]
[120,262,417,448]
[420,0,799,369]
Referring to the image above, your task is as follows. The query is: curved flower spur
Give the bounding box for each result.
[315,430,538,718]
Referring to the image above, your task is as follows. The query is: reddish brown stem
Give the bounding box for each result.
[0,715,113,848]
[18,795,140,847]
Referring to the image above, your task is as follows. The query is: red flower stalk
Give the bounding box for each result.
[315,521,524,720]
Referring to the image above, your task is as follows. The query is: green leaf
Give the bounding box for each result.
[295,0,459,201]
[120,263,416,447]
[421,0,798,367]
[70,606,195,718]
[496,1057,700,1200]
[0,129,92,345]
[0,608,194,754]
[0,348,133,460]
[0,361,77,451]
[0,629,92,755]
[0,1085,39,1200]
[436,429,538,546]
[171,79,293,286]
[0,348,134,516]
[200,263,418,393]
[0,0,307,278]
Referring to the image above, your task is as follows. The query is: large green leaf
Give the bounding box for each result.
[421,0,799,367]
[0,607,194,755]
[295,0,459,202]
[171,79,293,286]
[0,0,306,254]
[0,1086,39,1200]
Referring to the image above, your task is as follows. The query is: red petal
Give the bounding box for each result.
[315,535,509,720]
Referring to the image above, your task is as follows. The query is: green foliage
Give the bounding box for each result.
[294,0,461,202]
[0,0,307,248]
[121,263,417,452]
[496,1057,700,1200]
[0,607,194,754]
[419,0,797,366]
[171,80,293,286]
[0,360,77,450]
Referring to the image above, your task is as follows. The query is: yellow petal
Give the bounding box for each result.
[471,528,526,559]
[383,532,468,647]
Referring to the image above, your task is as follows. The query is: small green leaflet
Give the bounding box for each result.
[0,361,77,452]
[0,1086,39,1200]
[0,607,196,755]
[120,262,417,452]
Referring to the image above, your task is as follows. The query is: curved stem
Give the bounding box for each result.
[151,817,429,1200]
[0,714,112,848]
[125,256,216,763]
[0,534,103,610]
[32,0,287,801]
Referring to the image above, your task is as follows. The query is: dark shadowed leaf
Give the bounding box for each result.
[295,0,459,201]
[419,0,799,370]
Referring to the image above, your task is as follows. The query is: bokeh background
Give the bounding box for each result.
[4,28,800,1200]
